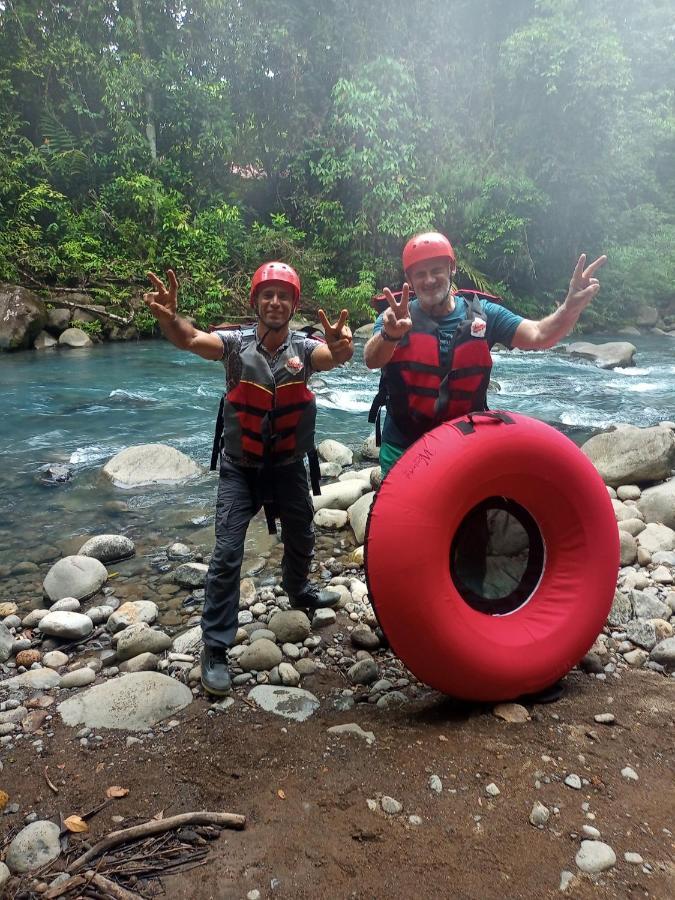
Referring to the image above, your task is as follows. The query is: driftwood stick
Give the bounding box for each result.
[86,872,143,900]
[45,296,134,325]
[44,871,142,900]
[71,810,246,871]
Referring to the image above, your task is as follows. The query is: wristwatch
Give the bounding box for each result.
[380,329,399,343]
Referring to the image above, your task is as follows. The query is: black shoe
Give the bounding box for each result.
[200,645,232,696]
[289,586,340,611]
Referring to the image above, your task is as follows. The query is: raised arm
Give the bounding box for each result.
[144,269,224,361]
[512,254,607,350]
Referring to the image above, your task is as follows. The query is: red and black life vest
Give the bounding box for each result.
[210,326,318,467]
[368,295,493,444]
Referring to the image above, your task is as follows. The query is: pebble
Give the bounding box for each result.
[624,852,643,865]
[559,871,576,892]
[529,801,550,827]
[621,766,639,781]
[485,783,500,797]
[575,840,616,874]
[593,712,615,725]
[381,796,402,815]
[247,891,261,900]
[408,815,422,826]
[564,774,582,790]
[582,825,601,839]
[429,775,443,794]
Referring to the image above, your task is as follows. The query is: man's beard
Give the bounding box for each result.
[417,285,450,310]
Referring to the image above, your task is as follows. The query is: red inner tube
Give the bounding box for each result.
[364,412,619,701]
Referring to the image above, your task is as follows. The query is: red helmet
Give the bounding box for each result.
[402,232,456,273]
[249,261,301,308]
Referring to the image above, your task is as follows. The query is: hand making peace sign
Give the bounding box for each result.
[381,282,413,340]
[564,254,607,313]
[318,308,353,361]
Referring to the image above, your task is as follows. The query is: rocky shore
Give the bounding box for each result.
[1,426,675,897]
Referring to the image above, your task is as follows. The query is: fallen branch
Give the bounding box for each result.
[44,295,134,325]
[44,766,59,794]
[43,871,142,899]
[70,810,246,871]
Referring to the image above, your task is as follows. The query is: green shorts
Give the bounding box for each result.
[379,441,407,477]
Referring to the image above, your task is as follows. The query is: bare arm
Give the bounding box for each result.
[364,284,413,369]
[512,254,607,350]
[310,308,354,371]
[144,270,224,361]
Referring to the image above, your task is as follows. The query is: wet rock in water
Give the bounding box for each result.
[38,611,94,640]
[58,672,193,731]
[0,601,19,618]
[567,340,636,369]
[247,685,320,721]
[317,439,353,466]
[107,600,158,633]
[5,820,61,874]
[78,534,135,563]
[267,610,311,644]
[173,562,209,588]
[43,555,108,603]
[103,443,203,487]
[37,463,73,485]
[167,542,192,560]
[115,624,172,661]
[575,840,616,874]
[239,639,283,672]
[59,326,92,348]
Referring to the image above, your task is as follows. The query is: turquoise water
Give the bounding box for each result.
[1,334,674,591]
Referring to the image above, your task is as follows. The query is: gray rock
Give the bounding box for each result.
[567,341,636,369]
[348,658,378,685]
[239,639,282,672]
[43,555,108,603]
[429,775,443,794]
[107,600,158,633]
[116,624,172,661]
[624,852,644,865]
[626,620,658,650]
[247,685,320,721]
[381,796,402,814]
[86,604,114,625]
[631,590,669,620]
[278,662,301,686]
[49,597,81,612]
[119,652,159,673]
[650,637,675,668]
[173,562,209,588]
[621,766,639,781]
[637,476,675,530]
[376,691,408,709]
[350,625,380,651]
[312,608,337,628]
[103,444,202,487]
[347,491,376,544]
[313,508,349,530]
[529,801,550,826]
[312,480,368,512]
[636,522,675,554]
[5,820,61,873]
[327,723,375,744]
[3,668,61,691]
[0,622,13,663]
[575,840,616,874]
[0,861,9,892]
[617,517,646,537]
[43,650,69,669]
[78,534,135,563]
[295,658,318,676]
[172,625,203,655]
[60,667,96,688]
[0,284,47,351]
[619,530,638,566]
[21,608,49,628]
[59,326,92,348]
[0,706,28,725]
[564,774,582,790]
[617,485,641,501]
[581,425,675,487]
[317,439,353,466]
[267,610,311,644]
[38,611,94,640]
[58,672,193,731]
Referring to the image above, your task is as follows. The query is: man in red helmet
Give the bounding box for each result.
[365,231,606,474]
[144,263,353,695]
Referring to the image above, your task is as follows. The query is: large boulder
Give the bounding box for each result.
[58,672,192,731]
[103,444,203,487]
[33,330,57,350]
[5,821,61,874]
[78,534,135,563]
[43,555,108,602]
[58,327,92,348]
[637,477,675,529]
[581,426,675,486]
[0,284,47,351]
[566,341,636,369]
[46,306,72,333]
[635,304,659,327]
[317,439,353,466]
[636,522,675,554]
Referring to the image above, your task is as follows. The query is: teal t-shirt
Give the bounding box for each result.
[373,295,523,448]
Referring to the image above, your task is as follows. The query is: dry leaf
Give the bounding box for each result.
[95,762,105,774]
[106,786,129,799]
[277,789,286,800]
[152,810,164,821]
[64,815,89,833]
[57,763,66,770]
[0,790,9,812]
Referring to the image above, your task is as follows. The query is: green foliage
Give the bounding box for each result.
[71,318,102,338]
[1,0,673,333]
